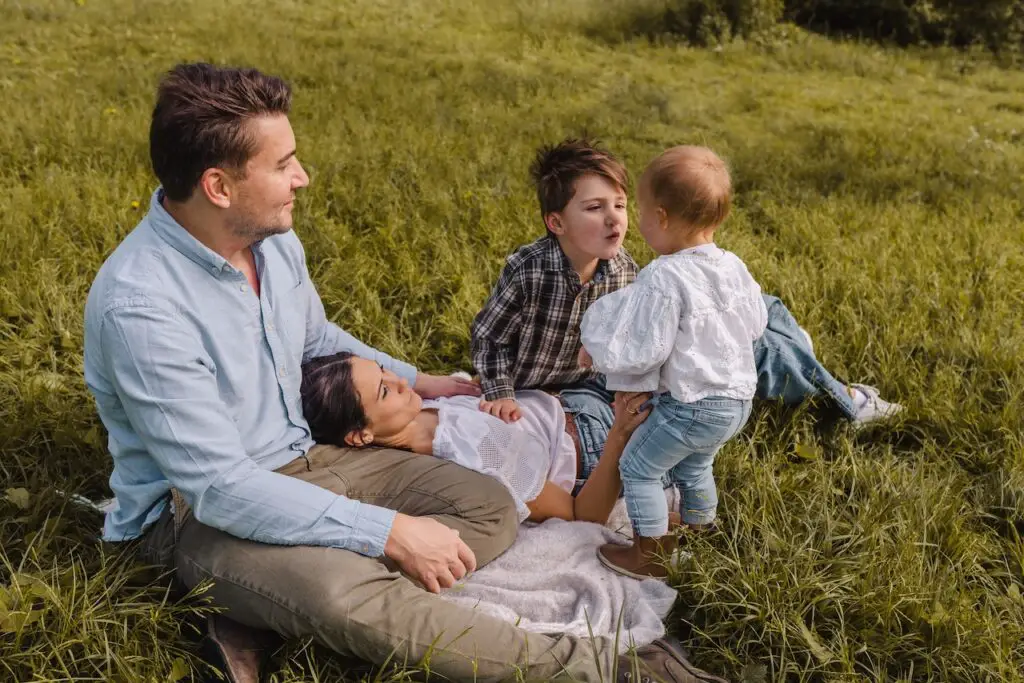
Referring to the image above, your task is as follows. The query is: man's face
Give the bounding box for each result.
[549,174,627,263]
[225,114,310,241]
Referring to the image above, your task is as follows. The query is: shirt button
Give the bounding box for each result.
[266,322,274,331]
[278,368,287,378]
[239,284,247,292]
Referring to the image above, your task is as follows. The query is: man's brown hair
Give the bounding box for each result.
[529,137,629,223]
[640,146,732,231]
[149,63,292,201]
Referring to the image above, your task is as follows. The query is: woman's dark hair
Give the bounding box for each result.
[300,352,368,447]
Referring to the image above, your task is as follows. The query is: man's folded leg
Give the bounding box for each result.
[170,445,617,681]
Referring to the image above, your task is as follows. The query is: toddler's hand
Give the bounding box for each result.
[479,398,522,423]
[578,346,593,369]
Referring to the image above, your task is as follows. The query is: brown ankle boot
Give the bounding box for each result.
[617,636,729,682]
[200,614,277,683]
[598,534,678,580]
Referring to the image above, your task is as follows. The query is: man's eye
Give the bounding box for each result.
[382,386,389,398]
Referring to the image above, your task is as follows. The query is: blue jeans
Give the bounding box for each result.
[559,378,616,496]
[755,295,856,419]
[620,395,751,535]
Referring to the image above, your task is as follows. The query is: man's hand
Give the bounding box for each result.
[414,373,482,400]
[383,514,477,594]
[479,397,522,423]
[578,346,593,369]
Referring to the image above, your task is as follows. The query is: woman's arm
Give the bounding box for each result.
[525,392,651,524]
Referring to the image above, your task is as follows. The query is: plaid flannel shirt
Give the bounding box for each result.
[471,235,639,401]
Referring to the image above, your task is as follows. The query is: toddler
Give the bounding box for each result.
[580,146,767,579]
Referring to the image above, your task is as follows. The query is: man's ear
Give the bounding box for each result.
[545,212,565,235]
[344,429,374,448]
[198,167,233,209]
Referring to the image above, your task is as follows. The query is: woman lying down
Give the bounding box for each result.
[299,352,651,524]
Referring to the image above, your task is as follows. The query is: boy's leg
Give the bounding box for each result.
[754,295,859,419]
[167,446,617,681]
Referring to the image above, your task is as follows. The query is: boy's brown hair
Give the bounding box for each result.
[529,137,629,223]
[150,62,292,201]
[641,146,732,230]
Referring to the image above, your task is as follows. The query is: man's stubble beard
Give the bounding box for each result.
[227,208,292,242]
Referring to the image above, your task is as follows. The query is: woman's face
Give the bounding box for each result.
[347,356,423,444]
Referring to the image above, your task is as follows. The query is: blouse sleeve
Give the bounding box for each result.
[580,281,682,376]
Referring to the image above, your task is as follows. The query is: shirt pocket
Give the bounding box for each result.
[271,280,310,360]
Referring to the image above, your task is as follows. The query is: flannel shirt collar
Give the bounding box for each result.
[540,234,630,281]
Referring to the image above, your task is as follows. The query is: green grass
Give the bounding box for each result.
[1,0,1023,680]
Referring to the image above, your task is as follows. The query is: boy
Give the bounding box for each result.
[471,138,901,476]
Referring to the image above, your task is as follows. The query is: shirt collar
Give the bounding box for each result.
[145,188,263,277]
[541,234,628,280]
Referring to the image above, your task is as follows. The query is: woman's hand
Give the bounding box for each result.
[578,346,593,369]
[611,391,653,435]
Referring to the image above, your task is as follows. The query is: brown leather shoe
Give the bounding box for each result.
[598,534,678,580]
[617,637,729,683]
[200,614,276,683]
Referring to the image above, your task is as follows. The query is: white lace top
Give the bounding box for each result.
[580,244,768,403]
[422,391,578,522]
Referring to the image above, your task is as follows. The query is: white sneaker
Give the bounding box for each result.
[850,383,904,425]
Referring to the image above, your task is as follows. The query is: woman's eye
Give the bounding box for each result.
[383,386,389,398]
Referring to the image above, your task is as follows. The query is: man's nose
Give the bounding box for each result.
[294,162,310,189]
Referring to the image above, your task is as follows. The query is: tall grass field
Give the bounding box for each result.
[1,0,1023,680]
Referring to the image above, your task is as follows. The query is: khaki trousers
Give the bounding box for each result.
[138,444,615,681]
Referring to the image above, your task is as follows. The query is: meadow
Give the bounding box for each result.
[1,0,1023,680]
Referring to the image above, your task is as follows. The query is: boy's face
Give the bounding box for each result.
[546,174,627,264]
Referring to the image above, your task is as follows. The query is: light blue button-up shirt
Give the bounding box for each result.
[83,189,417,556]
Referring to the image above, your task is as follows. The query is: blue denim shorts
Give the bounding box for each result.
[558,379,615,495]
[558,379,673,494]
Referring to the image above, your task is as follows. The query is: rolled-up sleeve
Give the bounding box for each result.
[102,301,396,556]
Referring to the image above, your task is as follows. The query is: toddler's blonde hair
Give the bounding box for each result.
[641,146,732,231]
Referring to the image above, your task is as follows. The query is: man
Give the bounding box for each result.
[83,62,729,683]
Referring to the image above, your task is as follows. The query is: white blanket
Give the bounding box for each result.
[442,512,678,653]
